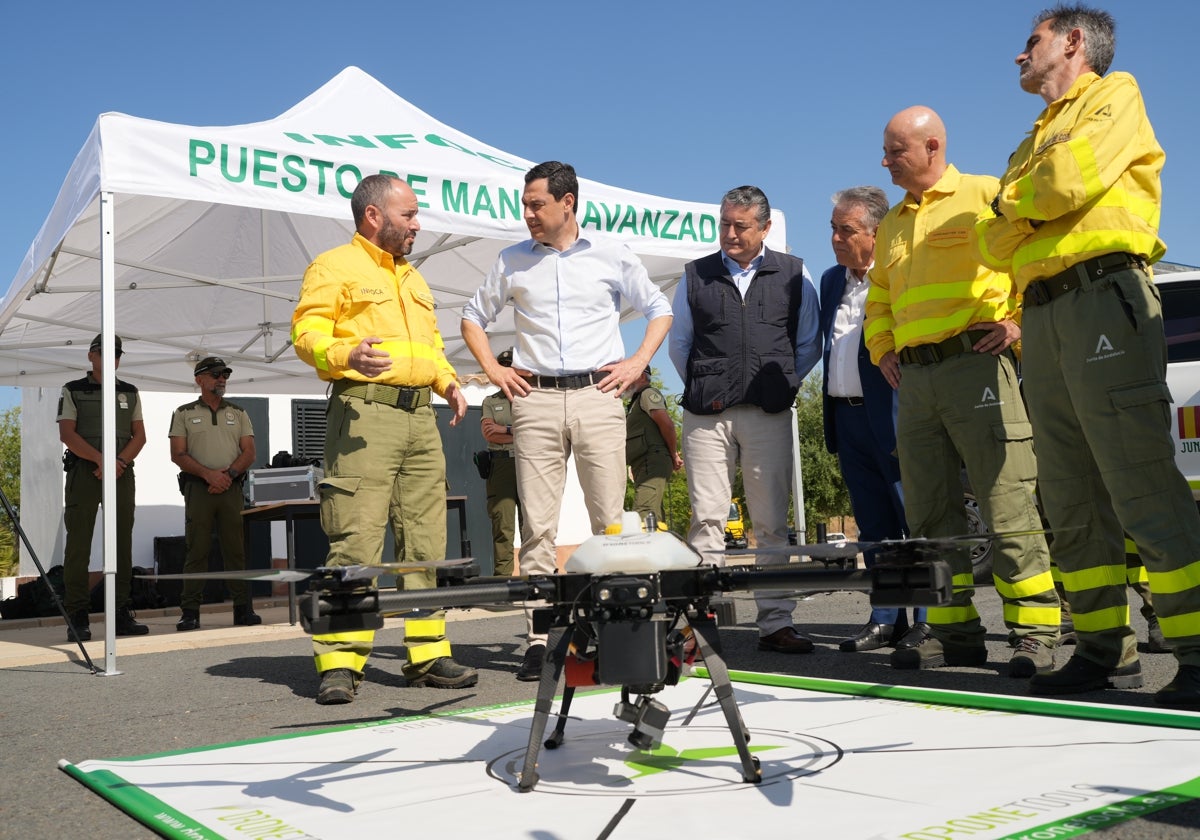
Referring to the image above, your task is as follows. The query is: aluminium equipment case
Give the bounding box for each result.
[247,466,323,505]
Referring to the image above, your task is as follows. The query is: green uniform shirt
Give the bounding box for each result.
[626,386,669,464]
[481,391,515,453]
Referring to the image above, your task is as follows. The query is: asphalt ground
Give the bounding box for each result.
[1,582,1198,839]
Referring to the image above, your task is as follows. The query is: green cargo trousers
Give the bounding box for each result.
[313,396,450,678]
[180,480,249,610]
[630,447,672,523]
[485,454,519,576]
[898,348,1059,647]
[62,460,135,614]
[1023,266,1200,668]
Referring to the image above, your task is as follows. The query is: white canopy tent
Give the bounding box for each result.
[0,67,797,670]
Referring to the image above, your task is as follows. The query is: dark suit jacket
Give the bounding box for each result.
[818,264,897,456]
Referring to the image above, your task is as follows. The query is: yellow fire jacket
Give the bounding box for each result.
[865,165,1019,366]
[292,233,458,396]
[974,71,1166,291]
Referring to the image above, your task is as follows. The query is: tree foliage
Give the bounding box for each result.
[0,407,20,577]
[795,376,852,541]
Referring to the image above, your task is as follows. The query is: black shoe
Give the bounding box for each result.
[176,609,201,632]
[316,668,357,705]
[1029,654,1143,695]
[758,626,815,654]
[115,607,149,636]
[893,622,932,650]
[891,635,986,670]
[1145,615,1170,653]
[67,609,91,643]
[1154,665,1200,707]
[839,622,894,652]
[516,644,546,681]
[233,604,262,626]
[407,657,479,689]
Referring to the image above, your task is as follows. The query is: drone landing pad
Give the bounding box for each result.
[62,674,1200,839]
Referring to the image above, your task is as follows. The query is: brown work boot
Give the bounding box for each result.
[1029,654,1143,695]
[316,669,357,705]
[1008,637,1054,678]
[891,635,986,670]
[406,657,479,689]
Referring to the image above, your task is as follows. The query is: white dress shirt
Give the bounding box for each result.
[463,234,672,375]
[827,266,871,399]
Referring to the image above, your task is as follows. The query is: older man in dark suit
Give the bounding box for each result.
[820,186,927,652]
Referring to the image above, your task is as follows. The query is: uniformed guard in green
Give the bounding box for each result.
[57,334,149,641]
[480,349,521,575]
[168,356,261,631]
[625,367,681,523]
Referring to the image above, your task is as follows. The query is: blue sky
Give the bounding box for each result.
[1,0,1196,406]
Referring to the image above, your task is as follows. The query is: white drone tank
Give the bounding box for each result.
[565,511,701,574]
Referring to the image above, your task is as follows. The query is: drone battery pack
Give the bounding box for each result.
[247,466,324,506]
[598,619,668,685]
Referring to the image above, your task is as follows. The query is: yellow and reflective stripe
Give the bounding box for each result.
[311,336,336,372]
[995,569,1055,600]
[407,639,452,665]
[927,603,980,624]
[293,315,334,341]
[404,617,446,638]
[1013,174,1045,220]
[1126,564,1149,585]
[1067,136,1105,202]
[1059,563,1127,591]
[1071,604,1131,633]
[1124,537,1138,554]
[1146,561,1200,595]
[1002,604,1060,627]
[1158,610,1200,639]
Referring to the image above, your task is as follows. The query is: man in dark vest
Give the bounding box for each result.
[57,334,149,642]
[669,185,821,653]
[625,366,680,524]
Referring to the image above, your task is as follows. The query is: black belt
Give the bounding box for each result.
[830,396,864,407]
[1024,252,1146,308]
[898,329,989,366]
[334,381,431,410]
[489,450,515,459]
[524,371,604,389]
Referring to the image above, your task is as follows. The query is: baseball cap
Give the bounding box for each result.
[194,356,233,377]
[88,334,123,355]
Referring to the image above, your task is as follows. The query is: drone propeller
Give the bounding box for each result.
[728,526,1064,560]
[151,557,476,583]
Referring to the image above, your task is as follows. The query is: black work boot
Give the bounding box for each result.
[1145,615,1171,654]
[115,606,149,636]
[67,609,91,643]
[891,635,986,670]
[1029,654,1143,695]
[316,669,358,705]
[516,644,546,681]
[232,604,262,626]
[1154,665,1200,708]
[406,657,479,689]
[176,609,201,632]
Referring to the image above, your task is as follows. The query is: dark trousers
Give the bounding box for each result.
[180,480,248,610]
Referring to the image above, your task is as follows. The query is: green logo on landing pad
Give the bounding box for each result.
[625,742,783,778]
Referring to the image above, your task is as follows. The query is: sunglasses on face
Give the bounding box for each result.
[207,371,230,380]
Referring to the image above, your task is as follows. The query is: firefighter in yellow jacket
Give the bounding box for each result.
[292,174,475,705]
[975,5,1200,706]
[864,106,1059,678]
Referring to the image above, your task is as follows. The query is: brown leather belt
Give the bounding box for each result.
[523,371,604,389]
[334,381,431,410]
[898,329,989,366]
[1024,252,1146,308]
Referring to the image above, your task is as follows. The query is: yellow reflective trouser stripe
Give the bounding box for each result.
[1124,537,1138,554]
[1003,604,1061,627]
[1060,563,1126,591]
[995,569,1055,600]
[1050,564,1064,584]
[1159,610,1200,639]
[1147,560,1200,595]
[1127,564,1149,585]
[313,630,375,675]
[1072,604,1130,633]
[407,639,452,665]
[927,603,980,624]
[405,617,445,638]
[951,572,976,589]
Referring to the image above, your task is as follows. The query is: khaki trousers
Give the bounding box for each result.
[512,386,626,645]
[682,405,798,635]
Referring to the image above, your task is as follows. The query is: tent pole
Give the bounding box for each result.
[99,191,122,677]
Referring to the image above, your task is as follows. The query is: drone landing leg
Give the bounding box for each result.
[690,614,761,784]
[517,625,572,792]
[545,624,591,750]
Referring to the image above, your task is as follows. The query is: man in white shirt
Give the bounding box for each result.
[461,161,673,680]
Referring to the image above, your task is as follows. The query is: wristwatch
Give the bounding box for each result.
[227,467,241,479]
